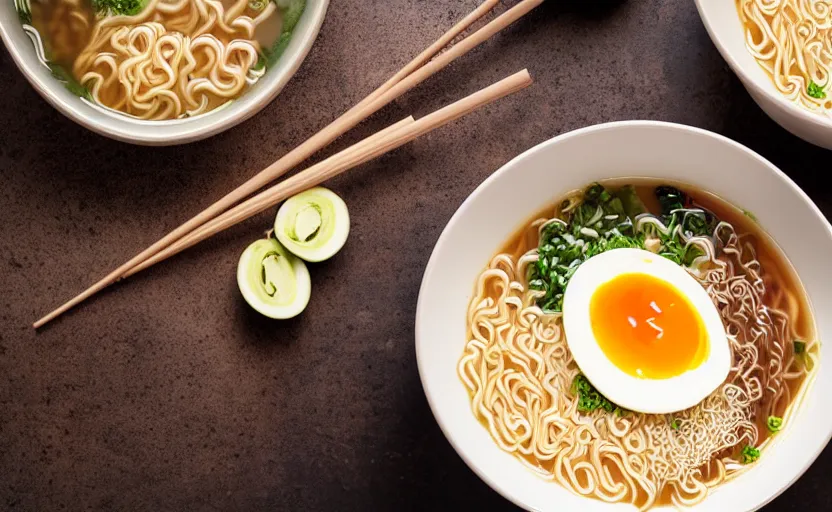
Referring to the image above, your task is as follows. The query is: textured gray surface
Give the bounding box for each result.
[1,0,830,510]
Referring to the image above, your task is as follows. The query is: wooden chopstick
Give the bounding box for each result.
[34,0,543,328]
[129,0,541,270]
[121,70,533,279]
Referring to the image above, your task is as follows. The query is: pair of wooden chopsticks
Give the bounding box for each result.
[122,70,533,277]
[34,0,543,328]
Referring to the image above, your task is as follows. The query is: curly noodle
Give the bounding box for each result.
[737,0,832,115]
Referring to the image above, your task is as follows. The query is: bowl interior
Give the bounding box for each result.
[416,121,832,512]
[0,0,328,145]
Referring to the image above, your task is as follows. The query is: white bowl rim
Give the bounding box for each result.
[415,120,832,512]
[0,0,329,145]
[693,0,832,132]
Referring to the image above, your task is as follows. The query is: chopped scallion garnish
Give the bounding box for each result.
[741,445,760,464]
[571,374,626,416]
[808,80,827,99]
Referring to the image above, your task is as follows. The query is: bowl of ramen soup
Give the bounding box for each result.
[0,0,328,145]
[416,121,832,511]
[695,0,832,149]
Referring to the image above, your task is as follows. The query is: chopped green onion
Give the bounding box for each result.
[528,183,718,313]
[274,187,350,262]
[767,416,783,433]
[237,237,311,319]
[741,445,760,464]
[808,80,827,99]
[794,340,806,354]
[92,0,148,15]
[670,418,681,430]
[572,374,626,415]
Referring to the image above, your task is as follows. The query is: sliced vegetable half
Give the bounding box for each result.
[274,187,350,262]
[237,237,311,319]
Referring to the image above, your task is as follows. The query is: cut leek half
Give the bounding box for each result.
[237,237,311,319]
[274,187,350,262]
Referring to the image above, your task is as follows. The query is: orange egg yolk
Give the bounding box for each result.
[589,272,708,379]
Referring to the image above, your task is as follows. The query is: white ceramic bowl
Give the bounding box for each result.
[695,0,832,149]
[416,121,832,511]
[0,0,328,145]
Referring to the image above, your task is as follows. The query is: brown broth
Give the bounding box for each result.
[30,0,95,70]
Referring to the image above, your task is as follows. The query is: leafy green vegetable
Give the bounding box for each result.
[93,0,148,15]
[808,80,827,99]
[528,183,644,312]
[741,444,760,464]
[654,186,715,236]
[655,185,686,216]
[528,183,719,313]
[264,32,292,69]
[279,0,306,34]
[767,416,783,433]
[17,6,32,25]
[652,233,700,267]
[261,0,306,69]
[572,374,626,415]
[618,185,648,219]
[794,340,806,354]
[642,185,717,266]
[252,55,267,72]
[48,63,92,100]
[670,418,681,430]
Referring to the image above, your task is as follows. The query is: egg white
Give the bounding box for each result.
[562,248,730,414]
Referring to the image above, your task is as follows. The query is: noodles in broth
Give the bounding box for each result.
[458,181,818,510]
[737,0,832,114]
[16,0,303,120]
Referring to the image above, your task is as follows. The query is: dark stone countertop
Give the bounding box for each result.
[1,1,830,510]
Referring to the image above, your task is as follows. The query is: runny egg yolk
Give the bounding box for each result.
[589,272,708,379]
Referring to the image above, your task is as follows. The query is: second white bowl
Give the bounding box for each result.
[0,0,329,145]
[695,0,832,149]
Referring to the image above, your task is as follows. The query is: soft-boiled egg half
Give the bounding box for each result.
[563,248,730,414]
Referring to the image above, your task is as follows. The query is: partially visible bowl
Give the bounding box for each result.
[695,0,832,149]
[415,121,832,511]
[0,0,328,146]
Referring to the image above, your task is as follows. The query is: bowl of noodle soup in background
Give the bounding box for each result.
[0,0,328,145]
[695,0,832,150]
[415,121,832,511]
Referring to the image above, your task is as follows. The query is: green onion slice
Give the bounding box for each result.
[740,444,760,464]
[237,237,311,319]
[274,187,350,262]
